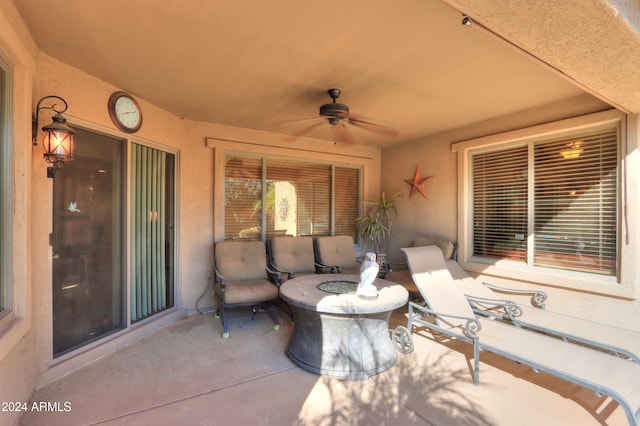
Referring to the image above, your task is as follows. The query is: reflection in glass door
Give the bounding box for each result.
[52,128,125,357]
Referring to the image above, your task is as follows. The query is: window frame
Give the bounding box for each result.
[208,137,381,254]
[453,109,629,297]
[223,152,362,242]
[0,57,12,327]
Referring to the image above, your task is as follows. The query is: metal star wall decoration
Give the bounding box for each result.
[404,166,432,200]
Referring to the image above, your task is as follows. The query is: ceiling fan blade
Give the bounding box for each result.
[348,116,399,138]
[332,122,358,145]
[282,88,398,143]
[279,116,326,133]
[282,116,328,125]
[290,119,327,137]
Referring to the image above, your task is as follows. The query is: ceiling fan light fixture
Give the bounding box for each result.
[319,87,349,125]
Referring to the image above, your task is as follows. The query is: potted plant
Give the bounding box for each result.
[356,192,402,272]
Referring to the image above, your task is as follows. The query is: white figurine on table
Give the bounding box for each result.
[356,252,379,298]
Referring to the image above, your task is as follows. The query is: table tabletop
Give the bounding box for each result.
[280,273,408,315]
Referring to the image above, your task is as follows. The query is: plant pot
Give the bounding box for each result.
[375,252,390,277]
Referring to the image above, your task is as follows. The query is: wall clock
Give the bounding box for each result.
[108,91,142,133]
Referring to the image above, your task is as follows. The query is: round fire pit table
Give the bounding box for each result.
[280,273,408,380]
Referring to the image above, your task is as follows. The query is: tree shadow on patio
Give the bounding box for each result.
[293,308,493,426]
[293,340,493,425]
[409,323,625,425]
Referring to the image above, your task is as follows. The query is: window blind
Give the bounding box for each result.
[472,145,528,261]
[224,155,360,241]
[266,159,331,238]
[224,157,262,240]
[334,166,359,239]
[131,144,175,322]
[533,129,618,274]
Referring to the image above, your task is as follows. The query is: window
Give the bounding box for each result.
[473,145,528,262]
[224,155,360,241]
[0,59,11,323]
[266,159,331,238]
[224,157,262,240]
[471,126,618,276]
[334,166,359,237]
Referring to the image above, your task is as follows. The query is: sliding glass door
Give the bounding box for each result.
[52,129,125,357]
[52,131,176,357]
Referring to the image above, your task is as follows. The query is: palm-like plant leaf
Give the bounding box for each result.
[357,192,402,254]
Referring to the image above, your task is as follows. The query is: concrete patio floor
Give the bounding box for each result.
[18,307,628,426]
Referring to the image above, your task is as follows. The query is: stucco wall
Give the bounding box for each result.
[0,1,40,425]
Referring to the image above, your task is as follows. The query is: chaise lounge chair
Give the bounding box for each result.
[393,245,640,426]
[444,257,640,363]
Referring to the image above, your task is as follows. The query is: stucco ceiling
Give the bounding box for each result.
[13,0,635,147]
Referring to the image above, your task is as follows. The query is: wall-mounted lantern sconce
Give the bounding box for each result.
[32,95,76,178]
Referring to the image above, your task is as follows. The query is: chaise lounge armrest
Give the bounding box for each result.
[480,281,547,308]
[464,295,524,321]
[407,301,482,339]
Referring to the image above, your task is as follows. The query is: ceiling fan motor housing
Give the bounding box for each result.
[319,102,349,125]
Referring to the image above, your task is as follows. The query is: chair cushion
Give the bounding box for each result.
[412,236,455,259]
[316,236,359,270]
[270,236,316,273]
[215,240,267,281]
[215,278,279,304]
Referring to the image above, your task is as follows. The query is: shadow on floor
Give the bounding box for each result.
[18,307,627,425]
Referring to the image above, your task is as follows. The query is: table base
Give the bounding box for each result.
[286,306,397,381]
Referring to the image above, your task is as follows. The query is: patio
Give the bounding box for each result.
[18,307,628,425]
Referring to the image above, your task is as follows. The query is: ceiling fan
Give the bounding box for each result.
[290,88,399,143]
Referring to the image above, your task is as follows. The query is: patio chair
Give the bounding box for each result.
[213,240,280,338]
[392,245,640,426]
[314,235,360,274]
[268,236,329,281]
[444,259,640,363]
